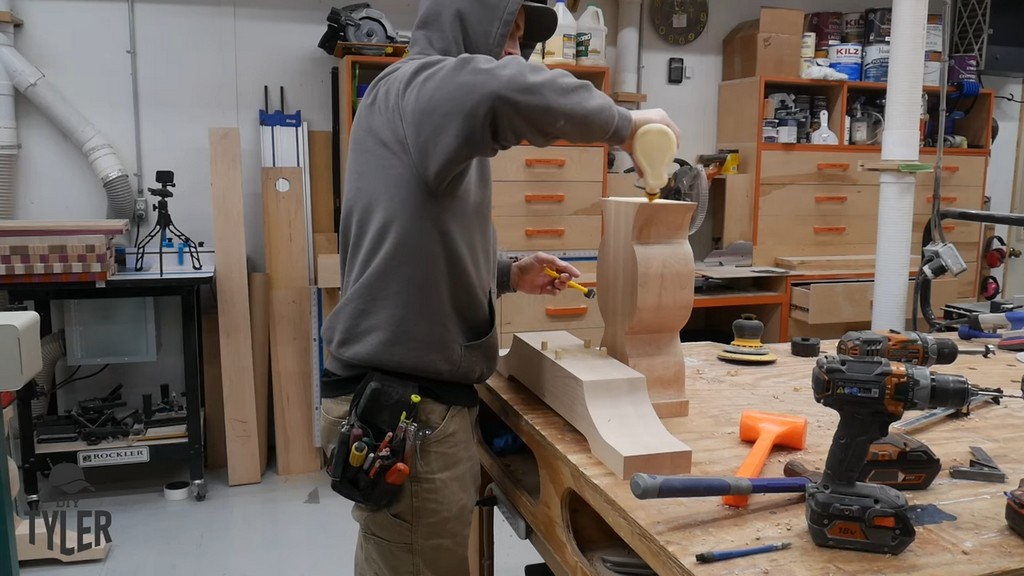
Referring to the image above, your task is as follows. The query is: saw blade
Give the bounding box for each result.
[346,17,388,45]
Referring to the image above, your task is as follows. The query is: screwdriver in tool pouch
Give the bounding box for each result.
[349,441,368,468]
[385,463,410,485]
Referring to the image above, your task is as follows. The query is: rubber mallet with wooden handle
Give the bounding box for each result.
[723,410,808,508]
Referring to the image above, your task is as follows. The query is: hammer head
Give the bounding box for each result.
[739,410,808,450]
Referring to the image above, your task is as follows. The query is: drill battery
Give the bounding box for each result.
[861,432,941,490]
[1007,480,1024,538]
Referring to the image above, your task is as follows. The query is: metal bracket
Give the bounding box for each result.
[949,446,1007,482]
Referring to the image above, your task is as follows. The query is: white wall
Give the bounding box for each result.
[16,0,1010,270]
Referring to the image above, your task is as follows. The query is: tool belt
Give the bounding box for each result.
[326,372,421,509]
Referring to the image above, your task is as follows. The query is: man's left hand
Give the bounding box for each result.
[511,253,581,296]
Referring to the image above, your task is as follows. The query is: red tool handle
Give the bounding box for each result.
[385,463,410,485]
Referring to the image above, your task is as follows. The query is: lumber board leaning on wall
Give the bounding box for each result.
[263,167,321,475]
[209,127,263,485]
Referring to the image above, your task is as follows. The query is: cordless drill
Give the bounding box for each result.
[836,330,959,367]
[807,355,973,554]
[832,330,959,489]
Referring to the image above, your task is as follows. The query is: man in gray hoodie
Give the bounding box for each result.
[320,0,679,574]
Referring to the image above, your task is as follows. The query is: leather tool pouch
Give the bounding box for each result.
[326,372,418,509]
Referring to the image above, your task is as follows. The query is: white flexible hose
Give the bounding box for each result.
[871,0,928,332]
[614,0,641,94]
[0,30,134,219]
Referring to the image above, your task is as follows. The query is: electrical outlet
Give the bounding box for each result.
[135,198,148,223]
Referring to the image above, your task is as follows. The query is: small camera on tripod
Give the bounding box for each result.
[134,170,202,275]
[148,170,176,200]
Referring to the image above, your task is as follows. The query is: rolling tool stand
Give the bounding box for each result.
[134,170,202,277]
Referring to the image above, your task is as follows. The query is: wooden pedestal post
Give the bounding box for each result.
[597,198,696,418]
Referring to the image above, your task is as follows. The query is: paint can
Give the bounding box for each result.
[807,12,842,51]
[828,43,863,81]
[925,14,944,53]
[778,119,798,144]
[923,51,943,86]
[801,33,816,58]
[863,43,891,83]
[949,53,979,83]
[762,119,779,144]
[842,12,865,44]
[864,7,892,45]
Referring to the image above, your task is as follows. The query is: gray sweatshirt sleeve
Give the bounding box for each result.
[401,55,633,190]
[496,257,515,296]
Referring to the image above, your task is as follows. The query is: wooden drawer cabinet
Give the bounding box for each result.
[758,215,877,247]
[493,215,602,251]
[500,286,602,333]
[760,151,878,185]
[790,278,959,325]
[492,182,602,217]
[759,184,879,217]
[491,146,604,182]
[915,156,987,187]
[913,186,985,214]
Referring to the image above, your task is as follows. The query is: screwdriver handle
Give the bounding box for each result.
[630,475,809,500]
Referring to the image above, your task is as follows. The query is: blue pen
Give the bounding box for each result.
[695,542,791,563]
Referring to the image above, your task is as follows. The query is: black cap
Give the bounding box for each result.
[935,339,959,365]
[522,0,558,44]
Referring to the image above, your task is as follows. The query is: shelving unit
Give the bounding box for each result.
[717,76,995,340]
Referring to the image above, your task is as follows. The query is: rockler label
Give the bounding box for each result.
[78,447,150,468]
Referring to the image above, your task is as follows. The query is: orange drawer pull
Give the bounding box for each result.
[524,193,566,203]
[545,305,588,317]
[815,195,849,203]
[941,165,961,174]
[525,227,565,237]
[813,225,847,234]
[525,158,567,168]
[817,162,850,171]
[926,196,958,204]
[942,224,956,232]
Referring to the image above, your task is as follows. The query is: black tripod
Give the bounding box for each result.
[134,171,202,276]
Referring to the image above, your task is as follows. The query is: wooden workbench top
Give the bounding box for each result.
[481,341,1024,576]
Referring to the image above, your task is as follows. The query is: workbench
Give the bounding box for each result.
[477,340,1024,575]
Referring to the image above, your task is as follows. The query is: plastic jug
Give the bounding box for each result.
[544,0,577,65]
[576,4,607,66]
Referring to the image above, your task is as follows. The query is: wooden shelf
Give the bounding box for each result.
[612,92,648,103]
[0,11,22,26]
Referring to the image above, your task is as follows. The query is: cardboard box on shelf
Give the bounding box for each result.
[723,7,805,81]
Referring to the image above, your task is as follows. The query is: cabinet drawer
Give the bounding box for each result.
[761,151,878,185]
[913,186,985,214]
[790,278,959,324]
[492,146,604,182]
[915,156,987,187]
[911,217,980,244]
[493,215,602,251]
[492,182,602,217]
[500,285,603,333]
[758,215,877,246]
[759,184,879,217]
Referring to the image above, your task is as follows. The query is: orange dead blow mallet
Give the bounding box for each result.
[723,410,808,508]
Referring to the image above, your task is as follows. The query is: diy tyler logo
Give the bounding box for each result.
[27,463,113,556]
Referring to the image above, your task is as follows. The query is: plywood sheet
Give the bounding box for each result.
[202,311,226,469]
[309,130,335,234]
[209,127,262,485]
[249,272,271,473]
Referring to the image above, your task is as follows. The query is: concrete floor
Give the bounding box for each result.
[17,467,542,576]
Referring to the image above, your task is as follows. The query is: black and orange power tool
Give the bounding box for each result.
[785,431,941,491]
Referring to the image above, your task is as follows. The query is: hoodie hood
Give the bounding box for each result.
[409,0,552,59]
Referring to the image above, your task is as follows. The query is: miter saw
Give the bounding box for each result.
[318,3,402,56]
[623,159,709,236]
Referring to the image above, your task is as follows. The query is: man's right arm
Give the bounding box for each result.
[400,55,639,192]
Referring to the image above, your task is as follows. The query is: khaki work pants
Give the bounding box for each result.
[320,396,481,576]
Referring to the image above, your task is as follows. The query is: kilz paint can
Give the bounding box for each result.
[808,12,842,51]
[842,12,865,44]
[829,43,863,81]
[950,53,979,83]
[863,43,891,83]
[865,7,892,45]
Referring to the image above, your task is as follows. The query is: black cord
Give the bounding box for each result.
[55,364,110,392]
[53,366,82,389]
[996,93,1024,104]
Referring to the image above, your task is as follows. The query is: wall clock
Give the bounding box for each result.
[650,0,709,47]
